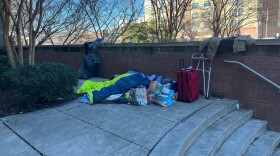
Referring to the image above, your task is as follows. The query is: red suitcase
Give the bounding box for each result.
[177,60,199,102]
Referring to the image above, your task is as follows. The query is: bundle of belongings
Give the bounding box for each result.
[77,70,177,107]
[148,82,175,107]
[199,35,256,60]
[77,38,104,79]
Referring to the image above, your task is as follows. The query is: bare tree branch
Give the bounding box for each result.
[204,0,261,37]
[150,0,192,42]
[82,0,143,43]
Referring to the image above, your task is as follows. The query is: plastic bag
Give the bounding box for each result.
[128,86,148,106]
[150,83,174,107]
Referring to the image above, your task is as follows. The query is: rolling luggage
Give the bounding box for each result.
[177,59,199,102]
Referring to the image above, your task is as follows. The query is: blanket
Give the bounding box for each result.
[199,35,255,60]
[77,73,151,104]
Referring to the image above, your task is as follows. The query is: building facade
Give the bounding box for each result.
[189,0,260,40]
[144,0,280,40]
[258,0,280,38]
[144,0,153,22]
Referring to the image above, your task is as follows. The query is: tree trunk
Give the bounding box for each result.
[4,32,17,68]
[28,26,33,65]
[15,0,24,66]
[15,26,23,66]
[1,11,17,68]
[31,32,36,64]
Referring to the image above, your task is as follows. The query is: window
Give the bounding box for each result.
[192,23,200,30]
[238,8,243,16]
[192,2,199,9]
[272,20,277,27]
[203,11,211,18]
[230,0,236,5]
[204,0,211,7]
[230,0,244,5]
[192,12,199,19]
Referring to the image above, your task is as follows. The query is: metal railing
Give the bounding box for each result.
[224,60,280,94]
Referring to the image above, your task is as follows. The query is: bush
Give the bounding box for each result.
[0,47,6,55]
[0,55,10,75]
[1,63,78,105]
[0,56,11,89]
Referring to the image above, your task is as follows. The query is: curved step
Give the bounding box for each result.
[216,119,268,156]
[184,109,253,156]
[245,131,280,156]
[272,148,280,156]
[149,98,237,156]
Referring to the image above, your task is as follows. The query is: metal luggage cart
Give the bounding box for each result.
[191,53,212,98]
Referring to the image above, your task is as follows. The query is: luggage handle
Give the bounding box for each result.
[180,59,185,70]
[180,59,196,71]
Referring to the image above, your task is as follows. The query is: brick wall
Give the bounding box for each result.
[23,45,84,69]
[26,40,280,131]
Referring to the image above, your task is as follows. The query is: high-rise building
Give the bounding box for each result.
[144,0,280,40]
[144,0,153,22]
[258,0,280,38]
[189,0,260,40]
[144,0,191,41]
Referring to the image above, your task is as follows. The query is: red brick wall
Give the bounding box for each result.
[97,45,198,79]
[27,41,280,131]
[210,54,280,131]
[23,45,84,69]
[97,42,280,131]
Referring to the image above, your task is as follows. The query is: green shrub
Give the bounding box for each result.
[0,47,6,55]
[2,63,78,105]
[0,56,11,89]
[0,55,10,75]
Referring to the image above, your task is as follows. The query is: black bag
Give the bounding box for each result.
[78,39,104,79]
[78,53,101,79]
[217,38,235,54]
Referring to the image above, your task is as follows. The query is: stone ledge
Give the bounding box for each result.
[20,39,279,49]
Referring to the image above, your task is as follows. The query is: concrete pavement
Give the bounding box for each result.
[0,78,215,156]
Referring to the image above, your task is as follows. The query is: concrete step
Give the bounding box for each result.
[245,131,280,156]
[272,148,280,156]
[149,98,237,156]
[184,109,253,156]
[216,119,268,156]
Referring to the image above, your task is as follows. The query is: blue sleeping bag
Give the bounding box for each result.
[88,73,151,103]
